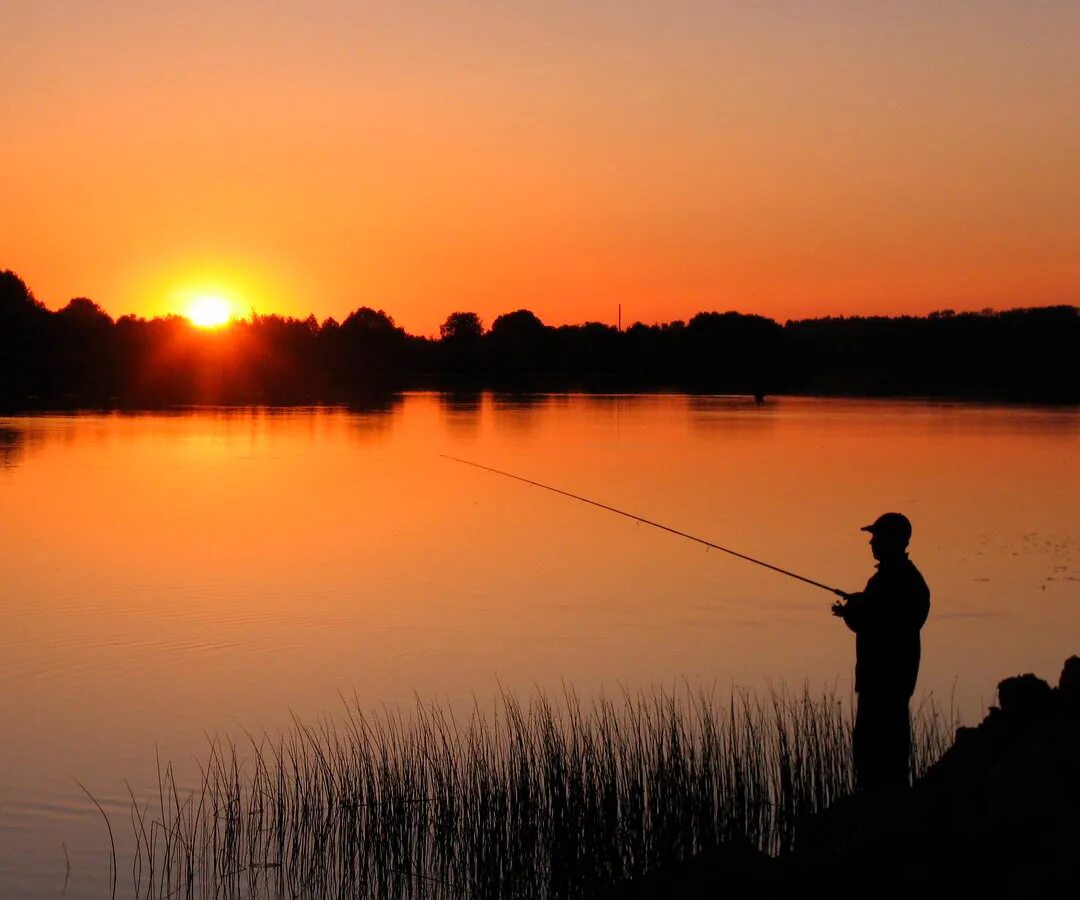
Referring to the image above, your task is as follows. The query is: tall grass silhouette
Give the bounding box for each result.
[123,684,954,898]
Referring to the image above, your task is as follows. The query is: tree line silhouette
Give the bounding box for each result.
[2,269,1076,407]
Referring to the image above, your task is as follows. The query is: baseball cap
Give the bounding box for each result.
[861,512,912,544]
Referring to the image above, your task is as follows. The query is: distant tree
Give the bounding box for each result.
[684,311,785,390]
[0,271,51,404]
[57,297,113,328]
[0,269,47,322]
[439,311,484,343]
[490,308,546,341]
[336,306,407,387]
[486,309,551,382]
[687,310,778,337]
[48,298,117,397]
[341,306,399,334]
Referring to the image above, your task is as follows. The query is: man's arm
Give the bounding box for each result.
[832,591,867,633]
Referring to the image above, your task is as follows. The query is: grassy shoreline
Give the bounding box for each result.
[122,684,955,899]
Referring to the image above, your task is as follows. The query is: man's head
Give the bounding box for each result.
[862,512,911,561]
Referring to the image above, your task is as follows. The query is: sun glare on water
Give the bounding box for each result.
[187,295,233,328]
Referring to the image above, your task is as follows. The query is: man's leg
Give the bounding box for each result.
[854,696,911,793]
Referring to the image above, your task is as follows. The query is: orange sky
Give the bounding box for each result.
[2,2,1078,335]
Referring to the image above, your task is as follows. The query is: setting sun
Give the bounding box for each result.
[187,295,232,328]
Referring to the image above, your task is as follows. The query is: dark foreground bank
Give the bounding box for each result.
[606,655,1080,898]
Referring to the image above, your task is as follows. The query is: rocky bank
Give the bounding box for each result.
[607,655,1080,897]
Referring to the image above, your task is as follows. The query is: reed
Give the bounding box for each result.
[125,684,955,899]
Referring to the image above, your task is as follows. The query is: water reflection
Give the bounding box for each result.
[344,393,405,438]
[0,398,409,473]
[492,392,550,437]
[687,394,777,436]
[492,392,548,412]
[0,424,26,468]
[437,391,484,438]
[343,392,403,416]
[0,423,48,469]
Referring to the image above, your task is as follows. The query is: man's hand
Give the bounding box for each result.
[831,589,851,617]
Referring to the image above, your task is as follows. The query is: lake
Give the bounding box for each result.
[1,394,1077,897]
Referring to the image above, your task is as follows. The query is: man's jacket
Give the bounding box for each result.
[841,555,931,699]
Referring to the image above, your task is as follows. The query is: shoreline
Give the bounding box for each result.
[3,388,1078,416]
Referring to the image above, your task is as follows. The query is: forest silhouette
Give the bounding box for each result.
[1,269,1076,407]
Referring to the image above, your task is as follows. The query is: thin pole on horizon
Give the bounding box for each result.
[441,455,844,596]
[618,303,621,332]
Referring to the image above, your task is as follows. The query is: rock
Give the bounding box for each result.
[1059,656,1080,708]
[997,673,1055,718]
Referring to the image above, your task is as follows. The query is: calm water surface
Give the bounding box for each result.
[1,394,1077,896]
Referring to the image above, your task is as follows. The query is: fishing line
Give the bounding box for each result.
[441,455,843,595]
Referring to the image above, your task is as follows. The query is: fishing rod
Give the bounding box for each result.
[441,455,844,596]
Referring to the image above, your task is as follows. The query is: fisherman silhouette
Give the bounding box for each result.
[832,513,930,792]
